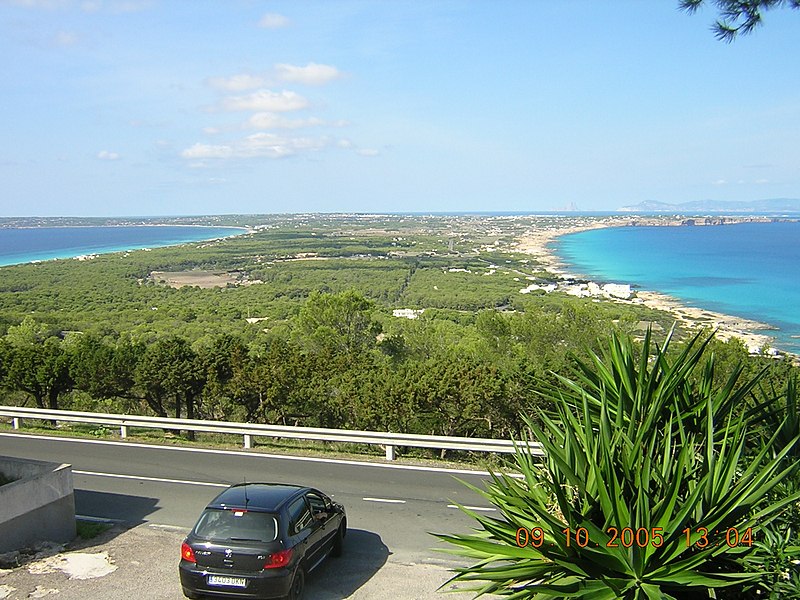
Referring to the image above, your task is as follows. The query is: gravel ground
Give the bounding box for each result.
[0,524,478,600]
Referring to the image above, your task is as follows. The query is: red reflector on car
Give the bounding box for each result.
[181,542,196,563]
[264,548,292,569]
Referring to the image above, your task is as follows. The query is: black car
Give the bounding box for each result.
[179,483,346,600]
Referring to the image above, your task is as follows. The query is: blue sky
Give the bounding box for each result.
[1,1,798,216]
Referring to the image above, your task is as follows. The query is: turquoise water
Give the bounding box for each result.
[553,222,800,353]
[0,225,245,267]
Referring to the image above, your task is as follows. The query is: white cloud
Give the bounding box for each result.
[221,89,309,112]
[202,126,221,135]
[181,133,332,161]
[53,30,79,46]
[181,144,233,159]
[10,0,153,13]
[8,0,68,8]
[97,150,120,160]
[336,140,379,156]
[258,13,289,29]
[207,74,266,92]
[80,0,151,12]
[239,132,330,158]
[247,112,325,130]
[275,63,342,86]
[712,179,727,186]
[11,0,151,10]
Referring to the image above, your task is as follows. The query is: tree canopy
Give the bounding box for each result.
[680,0,800,41]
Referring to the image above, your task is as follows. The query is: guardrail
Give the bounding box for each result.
[0,406,542,461]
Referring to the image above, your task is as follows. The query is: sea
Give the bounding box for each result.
[0,225,245,267]
[552,221,800,354]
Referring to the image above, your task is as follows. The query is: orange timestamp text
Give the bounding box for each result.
[515,526,754,549]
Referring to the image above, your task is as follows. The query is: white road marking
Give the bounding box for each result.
[363,497,407,504]
[73,470,229,488]
[447,504,496,512]
[0,432,493,476]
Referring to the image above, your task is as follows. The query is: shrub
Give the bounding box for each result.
[436,330,800,599]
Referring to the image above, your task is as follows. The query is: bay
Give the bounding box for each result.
[553,222,800,353]
[0,225,245,267]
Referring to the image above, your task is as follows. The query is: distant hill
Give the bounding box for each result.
[618,198,800,214]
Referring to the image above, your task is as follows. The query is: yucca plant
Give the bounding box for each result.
[739,377,800,598]
[741,523,800,599]
[435,330,800,599]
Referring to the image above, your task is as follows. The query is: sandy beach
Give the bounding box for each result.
[514,216,629,275]
[514,217,780,355]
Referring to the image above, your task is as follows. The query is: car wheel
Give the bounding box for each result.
[181,586,201,599]
[332,520,346,557]
[287,567,305,600]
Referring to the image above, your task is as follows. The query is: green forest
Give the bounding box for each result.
[0,215,794,445]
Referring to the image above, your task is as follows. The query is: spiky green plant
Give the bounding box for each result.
[740,377,800,598]
[741,523,800,599]
[435,330,800,599]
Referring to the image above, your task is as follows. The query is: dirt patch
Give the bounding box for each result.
[0,524,182,600]
[27,552,117,580]
[149,270,240,289]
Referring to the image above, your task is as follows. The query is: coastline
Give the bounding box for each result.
[0,224,251,230]
[0,225,248,268]
[514,217,781,356]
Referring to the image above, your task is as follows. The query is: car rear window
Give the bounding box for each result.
[192,509,278,543]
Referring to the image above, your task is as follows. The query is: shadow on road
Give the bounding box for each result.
[74,489,161,531]
[304,529,390,599]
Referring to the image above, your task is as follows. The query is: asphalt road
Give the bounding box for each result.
[0,431,501,599]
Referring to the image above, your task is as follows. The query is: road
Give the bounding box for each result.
[0,431,502,599]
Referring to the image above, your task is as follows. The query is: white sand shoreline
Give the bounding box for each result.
[514,217,784,356]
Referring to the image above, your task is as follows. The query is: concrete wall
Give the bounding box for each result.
[0,456,76,553]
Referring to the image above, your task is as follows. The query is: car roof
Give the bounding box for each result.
[207,483,311,512]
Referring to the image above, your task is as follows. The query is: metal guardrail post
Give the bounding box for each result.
[0,406,538,457]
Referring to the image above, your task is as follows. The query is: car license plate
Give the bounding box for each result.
[207,575,247,588]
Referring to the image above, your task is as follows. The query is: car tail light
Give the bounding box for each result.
[264,548,293,569]
[181,542,196,564]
